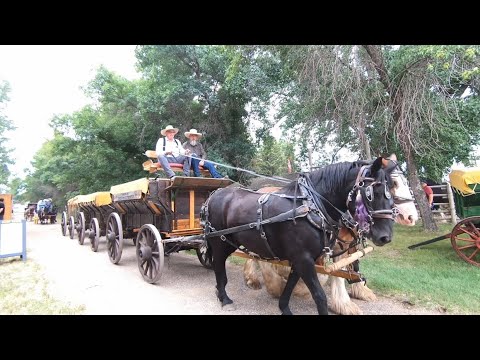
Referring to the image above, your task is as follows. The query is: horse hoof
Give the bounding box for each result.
[330,300,363,315]
[222,303,236,311]
[350,282,377,301]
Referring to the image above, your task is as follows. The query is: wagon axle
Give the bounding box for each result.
[138,245,153,260]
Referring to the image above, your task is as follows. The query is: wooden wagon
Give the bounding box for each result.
[408,168,480,267]
[107,176,232,281]
[24,203,37,221]
[62,175,233,281]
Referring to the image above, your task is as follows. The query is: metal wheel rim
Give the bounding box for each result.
[136,224,164,284]
[77,212,86,245]
[61,211,67,236]
[90,218,100,252]
[69,216,75,239]
[106,212,123,264]
[196,241,213,269]
[450,216,480,267]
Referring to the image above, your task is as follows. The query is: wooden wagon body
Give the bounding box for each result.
[62,176,233,281]
[409,168,480,267]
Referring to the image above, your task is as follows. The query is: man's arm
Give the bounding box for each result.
[199,143,206,160]
[428,193,434,207]
[177,140,186,156]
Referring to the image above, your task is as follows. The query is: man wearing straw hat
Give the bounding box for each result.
[183,128,225,178]
[155,125,191,179]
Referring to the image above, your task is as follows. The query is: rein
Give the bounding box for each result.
[201,162,399,263]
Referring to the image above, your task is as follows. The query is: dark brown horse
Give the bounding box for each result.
[201,157,398,315]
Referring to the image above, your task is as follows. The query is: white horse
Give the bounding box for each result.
[243,155,419,315]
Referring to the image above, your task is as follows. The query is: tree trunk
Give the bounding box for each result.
[392,90,438,231]
[359,117,372,160]
[363,45,437,231]
[402,133,438,231]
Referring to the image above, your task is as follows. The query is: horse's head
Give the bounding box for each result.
[347,156,397,247]
[387,154,418,226]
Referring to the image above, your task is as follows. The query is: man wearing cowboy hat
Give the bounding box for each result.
[155,125,191,179]
[183,128,225,178]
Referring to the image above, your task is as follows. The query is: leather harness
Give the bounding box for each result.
[201,166,398,262]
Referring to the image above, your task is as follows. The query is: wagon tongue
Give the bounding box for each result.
[407,233,450,249]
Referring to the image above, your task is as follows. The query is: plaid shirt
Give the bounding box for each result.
[183,141,207,160]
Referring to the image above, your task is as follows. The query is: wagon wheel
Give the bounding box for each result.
[68,216,75,239]
[106,212,123,264]
[61,211,67,236]
[76,212,86,245]
[196,240,213,269]
[88,218,100,252]
[450,216,480,267]
[136,224,164,284]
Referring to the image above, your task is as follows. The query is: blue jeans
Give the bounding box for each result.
[191,155,222,178]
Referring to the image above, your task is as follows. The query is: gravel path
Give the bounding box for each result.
[26,222,442,315]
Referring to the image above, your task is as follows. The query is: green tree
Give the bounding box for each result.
[135,45,257,182]
[251,45,480,231]
[252,136,296,176]
[8,176,27,202]
[0,81,15,186]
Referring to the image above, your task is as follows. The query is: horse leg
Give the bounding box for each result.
[211,239,235,310]
[350,281,377,301]
[278,268,300,315]
[330,276,363,315]
[243,259,262,290]
[294,259,328,315]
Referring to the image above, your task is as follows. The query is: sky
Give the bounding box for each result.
[0,45,140,178]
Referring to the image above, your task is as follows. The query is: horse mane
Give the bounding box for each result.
[281,161,368,195]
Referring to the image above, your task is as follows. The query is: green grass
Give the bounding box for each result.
[361,222,480,314]
[0,258,85,315]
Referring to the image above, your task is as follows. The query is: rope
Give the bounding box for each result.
[186,154,291,183]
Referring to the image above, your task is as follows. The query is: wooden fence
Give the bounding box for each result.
[414,183,457,224]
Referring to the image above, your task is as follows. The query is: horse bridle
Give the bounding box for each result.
[390,167,416,205]
[347,165,399,228]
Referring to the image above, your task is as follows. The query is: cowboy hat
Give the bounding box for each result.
[161,125,179,136]
[184,128,203,138]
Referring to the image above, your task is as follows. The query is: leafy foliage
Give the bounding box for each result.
[0,81,15,186]
[22,46,268,204]
[251,136,296,176]
[18,44,480,228]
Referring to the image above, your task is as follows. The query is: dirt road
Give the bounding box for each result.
[26,222,442,315]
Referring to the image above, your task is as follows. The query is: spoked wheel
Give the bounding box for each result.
[68,216,75,239]
[61,211,67,236]
[106,212,123,264]
[136,224,164,284]
[196,240,213,269]
[450,216,480,267]
[87,218,100,252]
[76,212,86,245]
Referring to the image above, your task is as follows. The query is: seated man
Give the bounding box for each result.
[156,125,191,179]
[182,128,225,178]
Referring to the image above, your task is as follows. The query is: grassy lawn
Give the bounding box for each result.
[0,258,85,315]
[361,222,480,314]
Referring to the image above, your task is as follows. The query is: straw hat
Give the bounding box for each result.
[184,128,203,138]
[161,125,179,136]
